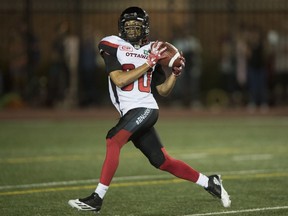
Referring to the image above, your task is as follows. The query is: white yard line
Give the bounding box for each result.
[0,168,287,190]
[184,206,288,216]
[232,154,273,161]
[0,175,170,190]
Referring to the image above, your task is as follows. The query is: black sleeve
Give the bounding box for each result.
[151,64,167,97]
[98,41,122,73]
[152,64,166,87]
[101,52,122,73]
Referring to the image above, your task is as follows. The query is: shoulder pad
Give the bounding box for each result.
[99,35,124,56]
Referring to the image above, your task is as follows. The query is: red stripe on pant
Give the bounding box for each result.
[159,148,200,183]
[100,129,131,186]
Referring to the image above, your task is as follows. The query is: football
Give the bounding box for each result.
[157,42,182,68]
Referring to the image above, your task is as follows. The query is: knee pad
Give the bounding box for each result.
[148,150,166,168]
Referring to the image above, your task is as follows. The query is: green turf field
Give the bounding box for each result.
[0,114,288,215]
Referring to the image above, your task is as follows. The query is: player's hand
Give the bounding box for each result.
[146,41,167,67]
[172,54,185,77]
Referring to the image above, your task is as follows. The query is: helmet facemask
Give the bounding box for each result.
[124,20,143,43]
[118,7,149,47]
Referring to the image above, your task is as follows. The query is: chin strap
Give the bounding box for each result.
[130,37,149,49]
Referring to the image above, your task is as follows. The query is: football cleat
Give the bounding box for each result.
[205,175,231,208]
[68,192,103,212]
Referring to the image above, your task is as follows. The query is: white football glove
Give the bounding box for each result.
[172,54,185,77]
[146,41,167,67]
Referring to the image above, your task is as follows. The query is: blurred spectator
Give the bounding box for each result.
[63,25,79,107]
[266,30,277,105]
[22,22,41,103]
[78,26,99,107]
[236,24,248,87]
[46,21,69,107]
[0,68,3,96]
[47,21,79,108]
[8,26,28,100]
[219,34,238,107]
[235,23,250,105]
[7,21,40,105]
[172,27,202,108]
[272,21,288,105]
[246,25,269,112]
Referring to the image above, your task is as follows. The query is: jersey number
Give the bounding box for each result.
[121,64,152,93]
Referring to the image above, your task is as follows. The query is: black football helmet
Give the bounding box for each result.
[118,7,149,45]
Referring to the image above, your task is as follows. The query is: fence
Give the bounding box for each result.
[0,0,287,109]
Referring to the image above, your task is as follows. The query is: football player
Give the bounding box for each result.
[68,6,231,212]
